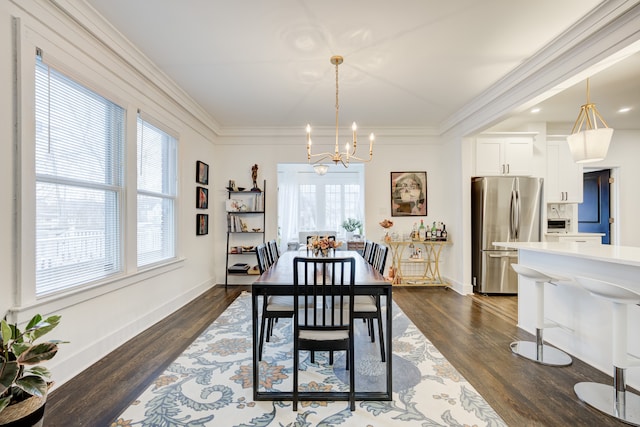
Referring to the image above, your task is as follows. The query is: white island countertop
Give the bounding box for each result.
[493,241,640,267]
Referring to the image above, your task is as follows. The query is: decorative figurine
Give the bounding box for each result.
[251,164,261,192]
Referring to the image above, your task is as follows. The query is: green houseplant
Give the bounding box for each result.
[341,218,362,233]
[0,314,62,425]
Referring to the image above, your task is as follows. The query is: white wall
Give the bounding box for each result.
[212,133,463,289]
[1,0,219,388]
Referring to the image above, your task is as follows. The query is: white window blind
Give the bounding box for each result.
[35,55,124,296]
[137,115,177,267]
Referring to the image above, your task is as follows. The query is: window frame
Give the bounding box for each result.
[13,26,184,319]
[136,113,178,268]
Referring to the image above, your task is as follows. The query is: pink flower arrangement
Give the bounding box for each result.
[307,235,342,256]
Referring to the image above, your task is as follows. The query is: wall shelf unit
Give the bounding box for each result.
[225,180,265,286]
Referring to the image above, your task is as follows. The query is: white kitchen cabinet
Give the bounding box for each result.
[546,138,583,203]
[475,133,534,176]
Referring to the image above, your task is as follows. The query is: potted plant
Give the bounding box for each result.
[0,314,63,426]
[341,218,363,240]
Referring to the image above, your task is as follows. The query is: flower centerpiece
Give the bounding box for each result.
[307,235,342,257]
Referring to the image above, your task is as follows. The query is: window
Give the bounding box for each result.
[35,55,125,295]
[137,115,177,267]
[278,164,364,244]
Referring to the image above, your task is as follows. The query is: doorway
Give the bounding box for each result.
[578,169,611,244]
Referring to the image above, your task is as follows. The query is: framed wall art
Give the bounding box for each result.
[196,214,209,235]
[390,171,427,216]
[196,160,209,185]
[196,186,208,209]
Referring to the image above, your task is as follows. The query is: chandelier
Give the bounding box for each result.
[306,55,374,171]
[566,78,613,163]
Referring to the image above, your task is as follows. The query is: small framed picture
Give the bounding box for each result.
[196,186,208,209]
[196,214,208,235]
[391,171,427,216]
[196,161,209,185]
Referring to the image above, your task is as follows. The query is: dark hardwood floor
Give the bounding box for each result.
[45,285,626,426]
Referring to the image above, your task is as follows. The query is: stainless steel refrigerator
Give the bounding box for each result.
[471,176,543,294]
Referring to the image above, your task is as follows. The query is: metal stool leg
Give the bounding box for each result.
[574,302,640,425]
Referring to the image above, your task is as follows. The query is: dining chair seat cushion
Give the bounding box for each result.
[266,295,314,311]
[299,329,350,341]
[328,296,377,312]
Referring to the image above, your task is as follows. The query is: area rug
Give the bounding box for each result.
[112,292,506,426]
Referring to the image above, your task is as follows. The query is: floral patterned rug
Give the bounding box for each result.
[112,292,506,426]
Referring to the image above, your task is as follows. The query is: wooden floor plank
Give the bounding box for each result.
[45,285,625,426]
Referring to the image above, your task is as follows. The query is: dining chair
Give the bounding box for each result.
[256,243,287,360]
[362,240,375,264]
[256,243,272,273]
[371,243,388,274]
[351,243,387,361]
[267,239,279,264]
[292,256,356,411]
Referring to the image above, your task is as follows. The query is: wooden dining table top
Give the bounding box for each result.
[252,250,388,288]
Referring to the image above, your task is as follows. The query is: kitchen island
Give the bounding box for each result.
[494,241,640,390]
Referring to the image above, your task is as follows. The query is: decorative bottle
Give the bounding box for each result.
[430,221,437,240]
[418,220,426,241]
[442,224,448,241]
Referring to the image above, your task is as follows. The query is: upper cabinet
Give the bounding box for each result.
[546,137,583,203]
[474,133,535,176]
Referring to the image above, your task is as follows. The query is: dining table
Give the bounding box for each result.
[251,249,393,402]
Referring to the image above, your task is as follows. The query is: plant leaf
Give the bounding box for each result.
[0,396,11,413]
[0,320,12,343]
[14,375,48,397]
[26,366,51,378]
[25,315,43,332]
[16,343,58,365]
[10,343,30,358]
[0,361,19,394]
[30,316,61,341]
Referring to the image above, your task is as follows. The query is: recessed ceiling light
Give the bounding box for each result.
[530,108,541,114]
[618,107,632,113]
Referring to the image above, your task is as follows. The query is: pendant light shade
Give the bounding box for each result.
[566,78,613,163]
[566,128,613,163]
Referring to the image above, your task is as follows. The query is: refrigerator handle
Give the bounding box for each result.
[509,190,516,238]
[515,190,520,239]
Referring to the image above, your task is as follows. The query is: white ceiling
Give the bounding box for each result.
[84,0,640,134]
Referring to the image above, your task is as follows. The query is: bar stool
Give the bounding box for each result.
[510,264,573,366]
[573,276,640,425]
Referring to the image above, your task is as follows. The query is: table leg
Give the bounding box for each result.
[252,290,259,401]
[386,289,393,398]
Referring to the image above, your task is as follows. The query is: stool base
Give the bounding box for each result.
[575,382,640,426]
[510,341,572,366]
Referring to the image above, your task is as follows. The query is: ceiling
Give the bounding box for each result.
[84,0,640,135]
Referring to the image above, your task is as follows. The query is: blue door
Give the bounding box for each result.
[578,169,611,244]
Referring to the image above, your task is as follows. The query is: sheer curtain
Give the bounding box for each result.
[277,168,300,247]
[277,164,364,248]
